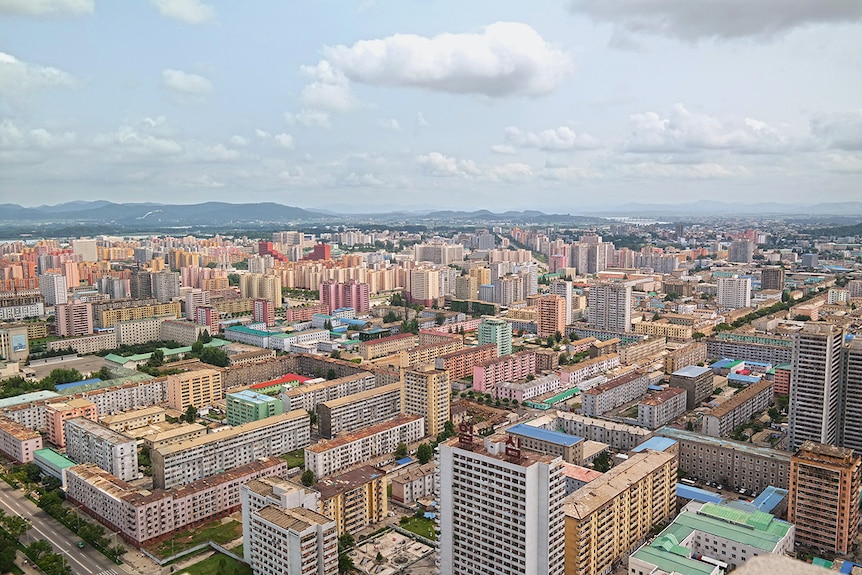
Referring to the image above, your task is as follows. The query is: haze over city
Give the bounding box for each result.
[2,0,861,211]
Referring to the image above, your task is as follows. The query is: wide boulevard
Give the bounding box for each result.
[0,479,123,575]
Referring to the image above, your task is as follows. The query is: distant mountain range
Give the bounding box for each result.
[580,200,862,217]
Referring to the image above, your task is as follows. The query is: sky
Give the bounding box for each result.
[1,0,861,212]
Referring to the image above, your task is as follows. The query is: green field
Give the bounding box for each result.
[148,519,242,558]
[178,552,251,575]
[280,449,304,468]
[400,516,436,540]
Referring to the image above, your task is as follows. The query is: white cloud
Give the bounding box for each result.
[416,152,483,178]
[230,135,249,147]
[504,125,602,151]
[313,21,570,98]
[486,162,533,181]
[490,144,517,155]
[151,0,214,24]
[299,60,356,111]
[0,52,75,98]
[344,172,384,186]
[162,69,213,94]
[379,118,400,131]
[0,0,93,16]
[0,119,76,149]
[624,104,787,153]
[255,129,270,139]
[199,144,239,161]
[182,174,225,188]
[274,133,295,149]
[568,0,862,41]
[93,119,184,157]
[620,161,749,178]
[284,109,331,128]
[416,112,430,127]
[811,110,862,151]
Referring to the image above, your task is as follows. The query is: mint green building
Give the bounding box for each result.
[226,389,283,426]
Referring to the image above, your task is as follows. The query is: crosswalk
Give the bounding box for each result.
[95,570,118,575]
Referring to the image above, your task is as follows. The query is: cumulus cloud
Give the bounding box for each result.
[0,119,76,149]
[311,22,570,98]
[503,125,601,151]
[93,118,183,157]
[230,135,249,147]
[486,162,533,181]
[274,133,295,149]
[568,0,862,41]
[416,152,481,177]
[416,112,430,127]
[255,129,270,139]
[299,60,356,111]
[811,110,862,150]
[151,0,214,24]
[0,52,75,98]
[199,144,240,161]
[284,109,331,128]
[490,144,517,155]
[379,118,401,131]
[0,0,93,16]
[624,104,787,153]
[344,172,384,186]
[162,69,213,94]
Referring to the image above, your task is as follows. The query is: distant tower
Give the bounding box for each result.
[477,317,512,356]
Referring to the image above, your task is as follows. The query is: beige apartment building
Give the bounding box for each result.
[317,383,403,439]
[96,302,182,329]
[99,406,166,433]
[166,368,223,410]
[564,449,677,575]
[403,365,450,437]
[0,416,42,463]
[315,465,388,535]
[357,333,415,360]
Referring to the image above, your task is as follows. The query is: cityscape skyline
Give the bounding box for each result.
[1,1,861,210]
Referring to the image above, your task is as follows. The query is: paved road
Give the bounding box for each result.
[0,480,124,575]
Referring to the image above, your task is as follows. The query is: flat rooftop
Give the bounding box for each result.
[507,423,583,447]
[632,436,677,453]
[34,448,77,469]
[0,390,61,409]
[672,365,711,378]
[306,414,424,453]
[227,389,280,404]
[658,427,791,461]
[314,465,386,500]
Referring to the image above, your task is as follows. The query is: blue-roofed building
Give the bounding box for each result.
[506,422,585,465]
[728,373,762,386]
[54,378,102,392]
[676,484,724,505]
[632,436,677,454]
[749,486,788,516]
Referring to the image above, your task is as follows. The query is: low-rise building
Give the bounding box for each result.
[304,414,424,478]
[33,448,77,489]
[702,379,774,437]
[558,354,621,387]
[225,390,283,426]
[152,410,310,489]
[582,370,650,417]
[527,410,652,451]
[99,406,166,433]
[66,457,286,546]
[638,387,688,429]
[664,342,708,374]
[357,333,415,360]
[400,338,463,368]
[317,383,403,440]
[507,422,584,465]
[64,418,138,482]
[139,422,207,451]
[658,426,791,491]
[281,372,376,412]
[492,374,560,403]
[390,462,436,505]
[629,501,794,575]
[0,415,42,463]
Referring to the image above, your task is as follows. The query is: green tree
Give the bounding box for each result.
[94,367,113,381]
[593,451,611,473]
[2,514,31,540]
[148,349,165,367]
[199,330,212,343]
[376,551,385,564]
[44,368,83,386]
[307,409,318,426]
[443,420,455,437]
[395,442,408,458]
[301,469,316,487]
[555,331,562,343]
[228,273,240,286]
[417,443,433,464]
[326,368,338,380]
[330,350,342,359]
[191,339,204,354]
[184,405,197,423]
[338,533,355,552]
[26,540,53,561]
[198,347,230,367]
[0,532,15,573]
[338,552,354,573]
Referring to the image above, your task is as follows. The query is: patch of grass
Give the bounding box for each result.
[280,449,304,469]
[399,516,436,541]
[229,543,243,557]
[147,519,242,559]
[178,552,252,575]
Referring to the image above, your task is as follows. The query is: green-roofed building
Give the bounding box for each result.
[33,448,78,489]
[629,501,794,575]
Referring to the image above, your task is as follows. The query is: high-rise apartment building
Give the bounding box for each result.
[195,305,219,335]
[318,280,370,314]
[64,418,137,481]
[729,238,754,263]
[789,441,861,554]
[55,301,94,337]
[549,279,573,325]
[537,294,567,338]
[129,268,152,300]
[249,506,338,575]
[152,270,181,303]
[240,273,283,308]
[717,275,752,310]
[437,433,566,575]
[253,298,275,326]
[760,267,786,291]
[587,282,632,332]
[788,324,844,451]
[72,239,98,263]
[477,316,512,356]
[39,272,68,306]
[409,267,441,307]
[403,366,449,438]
